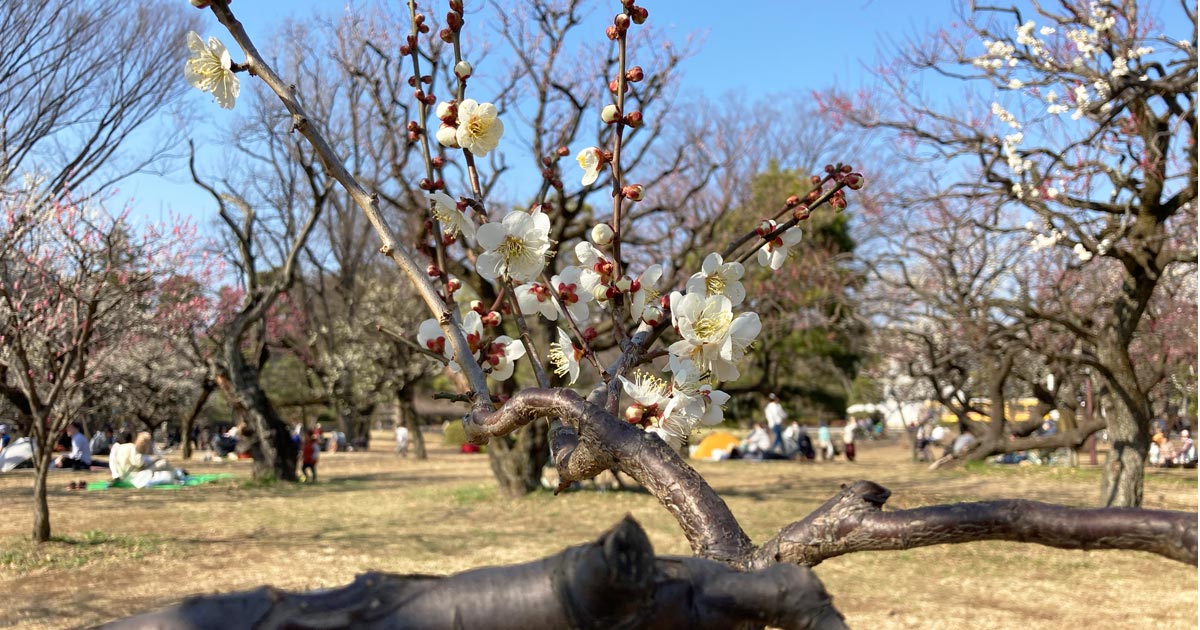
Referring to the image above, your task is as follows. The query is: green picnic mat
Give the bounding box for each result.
[86,473,236,491]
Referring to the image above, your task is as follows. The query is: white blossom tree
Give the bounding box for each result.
[110,0,1196,626]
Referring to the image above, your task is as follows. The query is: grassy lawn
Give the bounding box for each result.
[0,431,1195,629]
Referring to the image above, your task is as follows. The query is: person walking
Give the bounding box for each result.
[764,393,787,454]
[300,430,319,483]
[842,421,857,462]
[394,424,410,457]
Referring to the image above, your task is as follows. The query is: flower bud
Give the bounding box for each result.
[641,304,663,326]
[446,278,462,293]
[606,25,619,40]
[755,219,777,237]
[786,194,801,208]
[630,6,648,23]
[454,60,473,79]
[621,184,645,201]
[426,264,443,278]
[830,192,847,210]
[556,146,570,157]
[439,28,454,43]
[614,13,630,31]
[470,300,485,314]
[482,311,502,327]
[436,124,460,148]
[449,0,464,12]
[844,172,865,190]
[625,66,644,82]
[793,205,811,221]
[622,111,643,128]
[436,101,456,122]
[590,223,615,245]
[601,104,622,124]
[432,156,446,168]
[446,12,463,31]
[625,402,645,423]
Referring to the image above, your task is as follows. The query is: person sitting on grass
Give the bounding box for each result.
[54,422,92,471]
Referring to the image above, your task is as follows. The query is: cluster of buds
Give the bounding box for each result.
[439,0,465,43]
[607,3,649,39]
[411,11,431,35]
[609,65,645,94]
[624,401,660,428]
[825,163,865,190]
[418,176,446,192]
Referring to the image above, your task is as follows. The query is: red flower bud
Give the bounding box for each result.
[470,300,485,314]
[432,156,446,168]
[621,184,645,201]
[606,25,619,40]
[482,311,502,327]
[786,194,801,208]
[447,278,462,293]
[557,146,570,157]
[844,172,865,190]
[793,205,811,221]
[622,111,643,128]
[625,66,644,82]
[630,6,648,23]
[426,264,442,278]
[439,28,454,43]
[614,13,630,31]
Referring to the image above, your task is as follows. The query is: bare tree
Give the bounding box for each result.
[0,0,200,196]
[824,0,1197,505]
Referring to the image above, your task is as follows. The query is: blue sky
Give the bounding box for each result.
[121,0,958,224]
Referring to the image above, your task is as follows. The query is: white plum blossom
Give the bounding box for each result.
[417,310,484,372]
[455,99,504,156]
[550,266,592,322]
[547,327,584,385]
[185,32,240,109]
[515,266,591,322]
[454,60,473,79]
[426,192,475,243]
[575,241,613,304]
[417,318,452,361]
[476,210,551,282]
[663,360,729,428]
[484,336,525,381]
[619,371,671,412]
[686,253,746,306]
[577,147,604,186]
[756,226,803,271]
[667,291,761,381]
[515,282,559,320]
[629,264,662,321]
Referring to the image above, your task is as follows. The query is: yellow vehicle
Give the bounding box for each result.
[936,397,1047,425]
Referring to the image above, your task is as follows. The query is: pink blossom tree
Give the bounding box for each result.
[0,189,206,541]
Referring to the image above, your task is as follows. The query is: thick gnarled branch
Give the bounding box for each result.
[104,517,846,630]
[467,388,756,566]
[753,480,1198,569]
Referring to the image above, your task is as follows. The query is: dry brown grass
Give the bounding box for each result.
[0,432,1195,629]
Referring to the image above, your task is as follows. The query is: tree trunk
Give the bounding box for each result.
[31,448,52,542]
[486,421,549,497]
[1098,339,1152,507]
[215,351,299,482]
[179,382,214,461]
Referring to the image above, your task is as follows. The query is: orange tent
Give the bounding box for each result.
[693,432,740,460]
